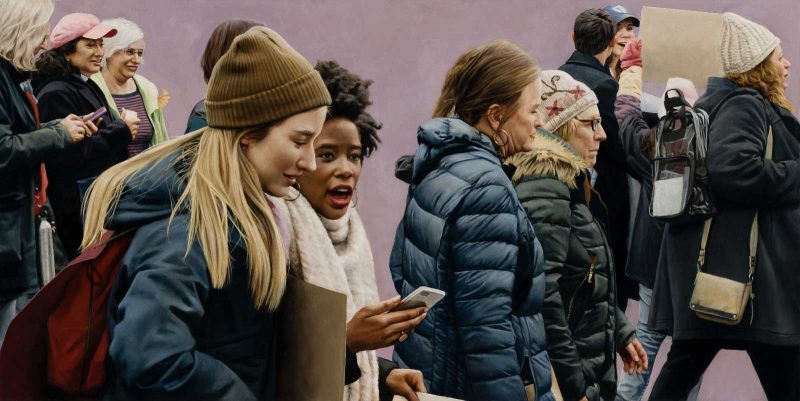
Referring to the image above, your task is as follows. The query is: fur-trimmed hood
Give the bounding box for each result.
[507,129,587,188]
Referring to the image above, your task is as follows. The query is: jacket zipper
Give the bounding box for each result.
[566,256,597,322]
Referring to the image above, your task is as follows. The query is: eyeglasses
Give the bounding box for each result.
[576,118,601,132]
[121,48,144,58]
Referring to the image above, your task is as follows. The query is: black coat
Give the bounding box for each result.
[650,78,800,346]
[559,51,637,306]
[509,132,635,401]
[0,60,71,299]
[616,93,663,289]
[33,74,131,259]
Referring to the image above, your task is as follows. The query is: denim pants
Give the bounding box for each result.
[615,285,700,401]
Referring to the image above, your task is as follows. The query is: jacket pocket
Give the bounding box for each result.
[0,192,25,271]
[524,350,554,401]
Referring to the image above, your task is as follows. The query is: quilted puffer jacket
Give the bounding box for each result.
[390,118,554,401]
[508,131,635,401]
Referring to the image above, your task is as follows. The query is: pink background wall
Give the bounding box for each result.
[53,1,798,399]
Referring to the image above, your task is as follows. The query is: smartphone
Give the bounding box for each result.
[391,286,445,312]
[83,107,107,123]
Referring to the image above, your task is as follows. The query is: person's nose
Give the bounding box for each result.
[297,146,317,173]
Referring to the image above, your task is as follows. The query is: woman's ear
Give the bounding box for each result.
[240,135,252,150]
[486,104,504,131]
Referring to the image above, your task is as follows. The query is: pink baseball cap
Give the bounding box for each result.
[49,13,117,50]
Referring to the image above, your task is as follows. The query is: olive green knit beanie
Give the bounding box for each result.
[205,26,332,129]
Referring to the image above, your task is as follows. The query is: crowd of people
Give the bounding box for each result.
[0,1,798,400]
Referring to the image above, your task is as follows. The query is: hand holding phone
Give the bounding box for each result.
[83,107,107,123]
[346,296,429,353]
[391,286,446,312]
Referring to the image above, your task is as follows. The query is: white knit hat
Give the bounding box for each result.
[720,12,780,74]
[539,70,598,133]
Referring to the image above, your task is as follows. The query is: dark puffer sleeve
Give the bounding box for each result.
[109,221,257,401]
[445,183,528,401]
[516,178,590,401]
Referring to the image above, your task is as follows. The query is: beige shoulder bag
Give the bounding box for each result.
[689,125,772,325]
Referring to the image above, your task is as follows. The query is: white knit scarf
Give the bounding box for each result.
[278,189,380,401]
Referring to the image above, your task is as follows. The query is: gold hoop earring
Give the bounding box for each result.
[351,190,359,208]
[285,183,301,202]
[495,128,511,158]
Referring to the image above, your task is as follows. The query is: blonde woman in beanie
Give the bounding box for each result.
[507,70,646,401]
[92,18,169,156]
[391,40,555,401]
[81,26,331,400]
[648,12,800,400]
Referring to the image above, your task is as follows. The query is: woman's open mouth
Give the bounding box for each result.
[327,185,353,209]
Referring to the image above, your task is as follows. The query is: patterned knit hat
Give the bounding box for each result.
[539,70,598,133]
[720,12,780,75]
[205,26,332,129]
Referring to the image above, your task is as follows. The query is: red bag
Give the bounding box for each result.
[0,230,135,401]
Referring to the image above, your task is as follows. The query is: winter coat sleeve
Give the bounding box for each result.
[0,99,71,173]
[378,357,399,401]
[596,79,627,169]
[37,88,131,158]
[614,306,636,348]
[707,95,800,206]
[516,179,591,401]
[109,223,257,401]
[445,183,529,401]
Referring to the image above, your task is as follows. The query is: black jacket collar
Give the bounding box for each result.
[564,50,611,76]
[0,58,30,85]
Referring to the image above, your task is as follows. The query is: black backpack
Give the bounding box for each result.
[650,89,715,224]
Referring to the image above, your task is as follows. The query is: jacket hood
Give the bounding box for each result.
[696,77,762,114]
[107,150,188,230]
[411,118,498,184]
[507,129,586,188]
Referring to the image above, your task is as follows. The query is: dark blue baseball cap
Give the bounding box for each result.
[603,5,640,27]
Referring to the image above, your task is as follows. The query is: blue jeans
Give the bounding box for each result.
[616,285,701,401]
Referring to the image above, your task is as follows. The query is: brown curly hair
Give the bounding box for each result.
[726,52,792,112]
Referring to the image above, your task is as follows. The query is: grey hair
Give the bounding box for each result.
[0,0,53,71]
[100,18,145,69]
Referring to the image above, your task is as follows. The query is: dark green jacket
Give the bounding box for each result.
[0,59,71,298]
[509,132,635,401]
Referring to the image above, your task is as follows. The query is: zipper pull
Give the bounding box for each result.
[588,256,597,283]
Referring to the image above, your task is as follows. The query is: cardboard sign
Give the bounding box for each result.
[275,276,347,401]
[640,6,724,89]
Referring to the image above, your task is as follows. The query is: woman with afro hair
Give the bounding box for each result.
[274,60,428,401]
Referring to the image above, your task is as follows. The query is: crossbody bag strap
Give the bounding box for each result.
[697,124,772,279]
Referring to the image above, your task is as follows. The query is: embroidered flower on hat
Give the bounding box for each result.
[547,100,564,116]
[569,86,586,99]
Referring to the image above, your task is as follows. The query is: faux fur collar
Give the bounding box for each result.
[507,131,587,188]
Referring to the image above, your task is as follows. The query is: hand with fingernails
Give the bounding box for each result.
[60,114,95,144]
[619,337,649,375]
[345,297,428,353]
[120,107,141,140]
[386,368,427,401]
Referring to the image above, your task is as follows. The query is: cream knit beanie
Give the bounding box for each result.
[720,12,780,75]
[539,70,598,133]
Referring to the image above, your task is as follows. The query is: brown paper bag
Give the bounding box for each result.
[640,6,724,89]
[275,276,347,401]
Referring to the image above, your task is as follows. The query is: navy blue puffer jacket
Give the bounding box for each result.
[390,118,554,401]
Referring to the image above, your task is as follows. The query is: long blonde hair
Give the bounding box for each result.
[0,0,53,71]
[82,126,287,310]
[726,52,793,112]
